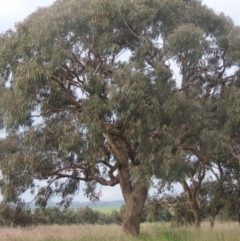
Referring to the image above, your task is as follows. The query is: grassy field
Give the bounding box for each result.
[92,206,120,214]
[0,222,239,241]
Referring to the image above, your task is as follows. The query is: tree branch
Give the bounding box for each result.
[39,163,119,187]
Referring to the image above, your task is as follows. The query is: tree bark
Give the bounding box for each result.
[102,134,149,235]
[121,184,148,235]
[209,215,215,229]
[209,204,222,229]
[190,200,201,229]
[180,180,201,228]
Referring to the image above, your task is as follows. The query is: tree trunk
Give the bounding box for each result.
[121,184,148,235]
[209,215,215,229]
[190,200,201,229]
[209,205,222,229]
[102,135,149,235]
[180,180,201,229]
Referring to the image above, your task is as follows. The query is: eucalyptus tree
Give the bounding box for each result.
[203,155,240,228]
[0,0,240,235]
[152,1,240,229]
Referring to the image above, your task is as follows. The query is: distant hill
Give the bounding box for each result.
[72,199,124,208]
[28,199,125,209]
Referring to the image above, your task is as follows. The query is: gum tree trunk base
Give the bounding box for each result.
[121,185,148,236]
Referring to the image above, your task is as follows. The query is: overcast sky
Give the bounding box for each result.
[0,0,240,33]
[0,0,240,203]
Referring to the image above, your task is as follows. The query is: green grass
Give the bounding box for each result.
[1,222,240,241]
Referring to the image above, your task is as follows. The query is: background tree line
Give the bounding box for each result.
[0,203,122,226]
[0,192,239,228]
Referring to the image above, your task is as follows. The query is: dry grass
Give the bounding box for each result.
[0,222,239,241]
[0,224,125,241]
